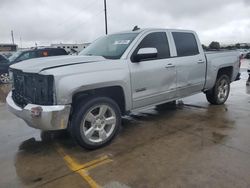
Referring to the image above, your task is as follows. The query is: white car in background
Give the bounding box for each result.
[237,49,250,58]
[244,52,250,84]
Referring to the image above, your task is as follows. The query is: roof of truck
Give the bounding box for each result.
[114,28,195,35]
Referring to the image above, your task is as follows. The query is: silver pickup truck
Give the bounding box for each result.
[7,28,240,149]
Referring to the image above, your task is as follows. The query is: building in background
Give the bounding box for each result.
[238,43,250,48]
[0,43,18,57]
[50,43,90,54]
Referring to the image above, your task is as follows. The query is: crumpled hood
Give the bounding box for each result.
[10,55,106,73]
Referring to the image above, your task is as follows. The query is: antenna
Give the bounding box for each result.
[132,26,140,31]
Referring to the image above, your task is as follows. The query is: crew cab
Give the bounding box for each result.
[7,28,240,149]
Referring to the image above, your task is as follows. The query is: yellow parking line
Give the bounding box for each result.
[55,144,112,188]
[76,155,110,171]
[85,158,113,171]
[78,169,101,188]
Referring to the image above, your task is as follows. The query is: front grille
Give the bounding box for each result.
[11,69,54,107]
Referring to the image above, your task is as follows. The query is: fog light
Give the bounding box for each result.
[31,106,43,117]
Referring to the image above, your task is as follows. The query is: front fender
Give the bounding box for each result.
[55,69,132,111]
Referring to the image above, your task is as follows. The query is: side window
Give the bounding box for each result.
[17,51,36,62]
[133,32,170,61]
[172,32,199,57]
[49,49,67,56]
[38,50,48,57]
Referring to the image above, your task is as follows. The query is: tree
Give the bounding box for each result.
[225,45,234,50]
[209,41,220,50]
[202,44,208,50]
[235,43,241,49]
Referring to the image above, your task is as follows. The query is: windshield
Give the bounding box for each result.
[79,33,138,59]
[8,51,23,63]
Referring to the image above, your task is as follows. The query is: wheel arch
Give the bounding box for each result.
[72,86,127,116]
[217,66,233,81]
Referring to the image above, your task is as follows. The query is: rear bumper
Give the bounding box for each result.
[6,92,71,130]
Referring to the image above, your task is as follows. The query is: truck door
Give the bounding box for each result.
[128,31,177,109]
[171,31,206,97]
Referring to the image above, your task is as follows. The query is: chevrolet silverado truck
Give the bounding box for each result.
[7,28,240,149]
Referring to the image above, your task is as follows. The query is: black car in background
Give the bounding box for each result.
[0,54,10,83]
[245,52,250,59]
[0,48,68,84]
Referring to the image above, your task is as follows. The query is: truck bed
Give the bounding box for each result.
[204,50,240,90]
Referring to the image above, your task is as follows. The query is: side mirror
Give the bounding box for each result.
[133,47,158,62]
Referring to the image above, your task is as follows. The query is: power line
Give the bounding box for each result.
[11,30,15,44]
[57,0,100,27]
[59,9,104,39]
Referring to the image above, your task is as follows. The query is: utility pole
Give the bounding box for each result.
[11,30,15,44]
[20,37,22,49]
[104,0,108,35]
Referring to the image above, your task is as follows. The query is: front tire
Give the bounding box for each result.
[70,97,121,149]
[206,74,230,105]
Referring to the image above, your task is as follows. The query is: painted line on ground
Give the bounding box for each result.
[55,143,112,188]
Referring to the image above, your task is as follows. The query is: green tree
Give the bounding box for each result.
[209,41,220,50]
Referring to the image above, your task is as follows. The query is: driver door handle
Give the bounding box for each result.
[165,63,175,69]
[197,60,205,64]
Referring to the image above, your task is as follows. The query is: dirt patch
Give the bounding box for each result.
[0,84,11,104]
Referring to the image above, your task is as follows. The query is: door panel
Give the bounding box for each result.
[171,32,206,97]
[0,62,9,73]
[175,54,206,97]
[129,59,176,109]
[128,31,177,109]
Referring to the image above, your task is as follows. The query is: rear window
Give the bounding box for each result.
[38,49,67,57]
[49,49,67,55]
[172,32,199,57]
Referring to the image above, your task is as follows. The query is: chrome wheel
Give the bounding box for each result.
[217,78,229,103]
[0,73,10,84]
[81,104,117,143]
[206,74,230,105]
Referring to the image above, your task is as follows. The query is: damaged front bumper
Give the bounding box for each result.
[6,92,71,130]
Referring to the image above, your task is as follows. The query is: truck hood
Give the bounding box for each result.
[10,55,106,73]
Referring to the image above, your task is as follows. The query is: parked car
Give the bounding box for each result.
[245,52,250,59]
[0,54,9,63]
[246,53,250,85]
[0,47,68,84]
[0,54,10,83]
[7,28,240,149]
[237,49,249,58]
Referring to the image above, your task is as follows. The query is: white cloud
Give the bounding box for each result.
[0,0,249,47]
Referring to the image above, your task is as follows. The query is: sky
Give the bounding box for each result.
[0,0,250,47]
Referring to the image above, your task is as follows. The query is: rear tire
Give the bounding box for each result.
[206,74,230,105]
[70,97,121,150]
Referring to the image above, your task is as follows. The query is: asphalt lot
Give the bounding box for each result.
[0,60,250,188]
